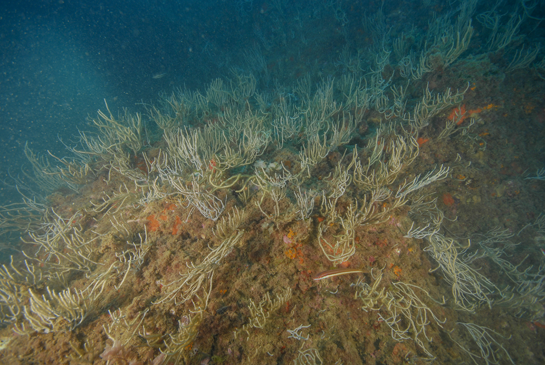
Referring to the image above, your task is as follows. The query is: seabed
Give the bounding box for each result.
[1,1,545,364]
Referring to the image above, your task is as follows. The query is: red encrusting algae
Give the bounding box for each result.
[442,193,455,206]
[146,214,161,232]
[172,216,183,235]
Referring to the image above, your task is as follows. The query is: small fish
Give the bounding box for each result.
[152,72,167,79]
[313,268,364,281]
